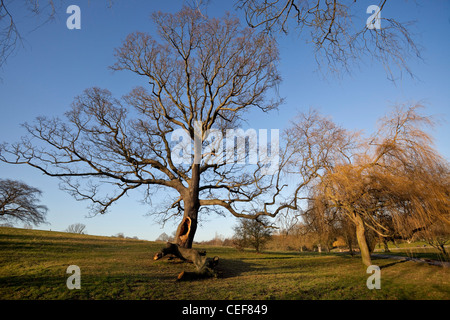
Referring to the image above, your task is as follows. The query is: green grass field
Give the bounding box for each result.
[0,227,449,300]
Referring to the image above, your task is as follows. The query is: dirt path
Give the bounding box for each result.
[371,253,450,268]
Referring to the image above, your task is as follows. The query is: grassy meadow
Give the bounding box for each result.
[0,227,449,300]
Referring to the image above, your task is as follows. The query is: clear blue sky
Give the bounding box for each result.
[0,0,449,241]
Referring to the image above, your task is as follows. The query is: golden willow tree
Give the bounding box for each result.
[303,105,450,266]
[0,7,283,248]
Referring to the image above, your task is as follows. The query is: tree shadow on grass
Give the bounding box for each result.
[215,258,257,279]
[370,256,409,270]
[245,256,296,260]
[378,259,408,269]
[332,252,359,259]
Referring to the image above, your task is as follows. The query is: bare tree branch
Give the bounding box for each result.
[236,0,422,80]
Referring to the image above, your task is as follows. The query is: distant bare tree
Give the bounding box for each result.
[236,0,421,80]
[233,216,273,252]
[275,211,300,236]
[0,222,14,227]
[0,179,48,226]
[23,222,33,229]
[65,223,86,234]
[155,232,172,242]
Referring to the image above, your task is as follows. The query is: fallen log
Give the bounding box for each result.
[177,256,220,281]
[154,242,219,274]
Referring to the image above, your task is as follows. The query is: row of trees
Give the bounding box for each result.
[0,4,448,266]
[272,208,449,259]
[155,218,272,253]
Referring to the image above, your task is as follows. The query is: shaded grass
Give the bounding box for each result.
[374,243,449,262]
[375,250,448,262]
[0,227,449,300]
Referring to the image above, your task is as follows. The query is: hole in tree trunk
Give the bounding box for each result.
[178,217,192,246]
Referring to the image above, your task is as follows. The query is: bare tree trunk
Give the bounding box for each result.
[383,238,390,253]
[175,164,200,248]
[346,234,354,256]
[439,244,449,261]
[354,213,372,266]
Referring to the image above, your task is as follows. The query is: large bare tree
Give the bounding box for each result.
[0,7,283,248]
